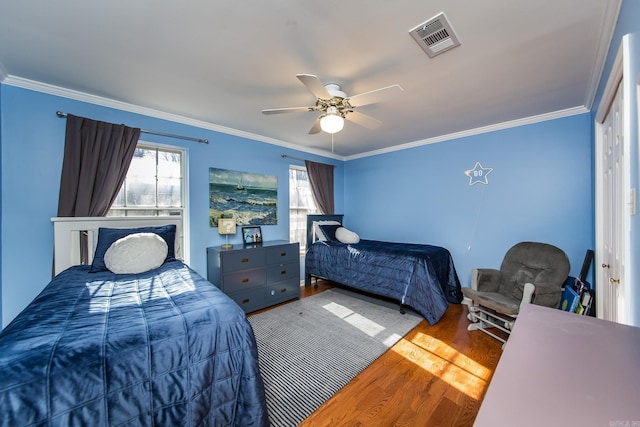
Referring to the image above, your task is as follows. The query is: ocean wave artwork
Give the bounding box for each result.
[209,167,278,226]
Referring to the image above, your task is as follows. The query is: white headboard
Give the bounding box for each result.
[51,216,184,275]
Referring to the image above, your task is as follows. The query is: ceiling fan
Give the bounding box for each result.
[262,74,403,134]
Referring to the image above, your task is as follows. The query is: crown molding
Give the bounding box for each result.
[2,75,344,161]
[3,75,589,162]
[345,106,590,161]
[583,0,622,110]
[0,61,8,82]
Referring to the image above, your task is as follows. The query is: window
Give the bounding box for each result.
[109,143,185,217]
[109,143,188,262]
[289,165,317,253]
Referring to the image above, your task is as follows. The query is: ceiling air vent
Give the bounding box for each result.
[409,12,461,58]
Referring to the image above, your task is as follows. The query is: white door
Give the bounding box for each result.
[597,80,627,323]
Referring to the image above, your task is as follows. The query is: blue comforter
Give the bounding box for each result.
[305,240,462,325]
[0,260,269,426]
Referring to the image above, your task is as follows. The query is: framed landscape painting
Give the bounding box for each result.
[209,168,277,227]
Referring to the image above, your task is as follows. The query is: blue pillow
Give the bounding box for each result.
[90,224,176,272]
[318,224,342,242]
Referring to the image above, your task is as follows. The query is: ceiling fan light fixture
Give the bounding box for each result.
[320,106,344,134]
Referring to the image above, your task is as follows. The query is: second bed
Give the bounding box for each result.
[304,214,462,325]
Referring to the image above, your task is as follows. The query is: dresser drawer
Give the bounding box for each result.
[223,268,266,293]
[266,261,299,283]
[265,243,299,265]
[227,288,264,313]
[264,279,300,304]
[222,248,265,272]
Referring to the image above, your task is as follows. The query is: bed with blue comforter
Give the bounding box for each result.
[0,260,269,426]
[305,215,462,325]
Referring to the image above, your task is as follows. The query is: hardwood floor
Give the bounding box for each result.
[285,281,504,427]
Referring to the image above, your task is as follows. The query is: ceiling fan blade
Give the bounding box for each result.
[262,106,316,115]
[348,84,404,107]
[308,117,322,134]
[297,74,332,99]
[345,111,382,129]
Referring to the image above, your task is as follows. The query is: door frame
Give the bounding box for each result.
[594,39,632,324]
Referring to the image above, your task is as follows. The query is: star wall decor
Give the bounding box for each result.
[464,162,493,185]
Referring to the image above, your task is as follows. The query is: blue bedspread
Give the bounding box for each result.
[0,260,269,426]
[305,240,462,325]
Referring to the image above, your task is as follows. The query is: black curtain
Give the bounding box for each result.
[57,114,140,217]
[305,160,334,214]
[57,114,140,263]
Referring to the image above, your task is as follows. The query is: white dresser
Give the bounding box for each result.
[475,303,640,427]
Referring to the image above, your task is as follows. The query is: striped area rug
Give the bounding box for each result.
[248,288,422,427]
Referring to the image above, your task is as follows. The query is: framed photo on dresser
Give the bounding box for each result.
[242,226,262,244]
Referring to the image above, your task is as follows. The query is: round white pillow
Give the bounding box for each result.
[104,233,168,274]
[335,227,360,244]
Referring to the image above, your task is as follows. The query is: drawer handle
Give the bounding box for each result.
[280,270,287,275]
[280,252,286,257]
[242,278,249,283]
[242,298,250,304]
[241,258,249,263]
[280,288,287,293]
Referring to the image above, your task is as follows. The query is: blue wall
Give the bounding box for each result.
[2,0,639,327]
[344,114,594,287]
[0,85,344,326]
[0,84,3,324]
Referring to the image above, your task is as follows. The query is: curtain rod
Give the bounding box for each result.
[281,153,305,162]
[281,153,335,167]
[56,111,209,144]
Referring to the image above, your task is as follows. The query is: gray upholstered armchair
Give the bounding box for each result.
[462,241,570,348]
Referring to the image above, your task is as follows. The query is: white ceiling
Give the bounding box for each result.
[0,1,620,159]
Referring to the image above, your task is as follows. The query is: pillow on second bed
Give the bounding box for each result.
[318,224,342,241]
[104,233,168,274]
[314,220,341,241]
[335,226,360,244]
